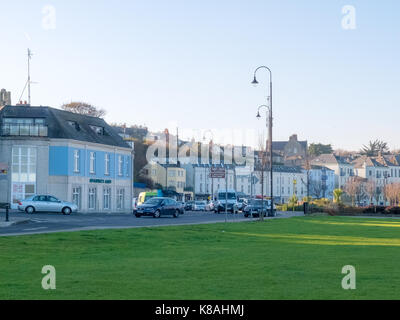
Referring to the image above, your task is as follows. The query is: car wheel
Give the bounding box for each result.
[62,207,72,215]
[173,209,179,218]
[153,210,161,218]
[135,213,141,218]
[25,206,35,214]
[244,213,249,218]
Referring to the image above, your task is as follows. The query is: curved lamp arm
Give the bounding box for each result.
[252,66,272,85]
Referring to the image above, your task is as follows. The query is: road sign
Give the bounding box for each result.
[210,167,226,179]
[252,175,259,184]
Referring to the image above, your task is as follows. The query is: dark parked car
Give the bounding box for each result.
[178,202,185,214]
[243,199,276,217]
[135,197,181,218]
[184,201,194,211]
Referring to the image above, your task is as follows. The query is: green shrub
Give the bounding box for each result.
[363,206,386,213]
[342,206,365,215]
[312,198,331,207]
[384,206,400,214]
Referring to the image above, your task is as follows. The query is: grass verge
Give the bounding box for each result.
[1,216,400,299]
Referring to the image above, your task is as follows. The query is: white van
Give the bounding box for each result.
[214,189,239,214]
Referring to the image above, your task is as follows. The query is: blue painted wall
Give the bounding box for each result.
[49,146,131,180]
[49,146,69,175]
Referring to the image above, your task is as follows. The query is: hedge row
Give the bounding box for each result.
[277,203,400,215]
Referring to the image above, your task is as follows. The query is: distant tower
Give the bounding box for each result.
[0,89,11,107]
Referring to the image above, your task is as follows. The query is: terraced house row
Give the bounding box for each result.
[312,153,400,205]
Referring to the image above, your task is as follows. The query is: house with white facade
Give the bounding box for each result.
[311,154,354,189]
[308,165,335,200]
[183,164,235,200]
[253,166,307,204]
[235,166,253,196]
[352,154,400,205]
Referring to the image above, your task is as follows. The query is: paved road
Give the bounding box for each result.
[0,210,304,237]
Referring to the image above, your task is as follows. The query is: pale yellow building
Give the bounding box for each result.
[142,162,186,194]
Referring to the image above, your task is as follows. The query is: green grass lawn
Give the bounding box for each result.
[1,216,400,300]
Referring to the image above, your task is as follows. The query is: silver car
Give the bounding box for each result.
[18,195,78,215]
[193,201,207,211]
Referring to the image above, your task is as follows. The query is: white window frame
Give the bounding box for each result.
[88,187,97,210]
[104,153,110,175]
[11,146,37,207]
[72,186,81,209]
[118,155,123,176]
[90,152,96,174]
[103,187,111,210]
[74,150,80,173]
[117,188,125,210]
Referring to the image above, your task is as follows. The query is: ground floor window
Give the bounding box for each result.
[11,183,36,205]
[117,188,125,210]
[103,187,111,210]
[11,146,37,207]
[88,187,97,210]
[72,187,81,209]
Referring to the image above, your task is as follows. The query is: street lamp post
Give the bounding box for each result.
[253,66,274,217]
[203,130,214,200]
[256,104,271,217]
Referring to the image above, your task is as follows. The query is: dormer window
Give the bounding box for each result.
[67,121,80,131]
[90,125,104,135]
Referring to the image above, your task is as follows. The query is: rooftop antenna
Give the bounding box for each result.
[18,48,34,105]
[27,48,33,105]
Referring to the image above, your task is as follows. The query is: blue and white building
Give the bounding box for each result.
[0,105,133,213]
[308,165,335,200]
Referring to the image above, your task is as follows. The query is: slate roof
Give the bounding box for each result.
[273,165,304,173]
[383,155,400,167]
[309,165,334,171]
[311,153,350,165]
[0,105,131,149]
[254,165,304,173]
[352,155,388,168]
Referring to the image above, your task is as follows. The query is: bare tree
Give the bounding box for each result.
[254,134,269,221]
[384,183,400,206]
[375,186,383,205]
[309,179,323,198]
[364,181,376,205]
[61,102,106,118]
[344,178,362,206]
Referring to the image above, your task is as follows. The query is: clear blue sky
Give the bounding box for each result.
[1,0,399,150]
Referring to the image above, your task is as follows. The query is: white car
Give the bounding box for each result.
[193,201,207,211]
[206,201,215,211]
[18,195,78,215]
